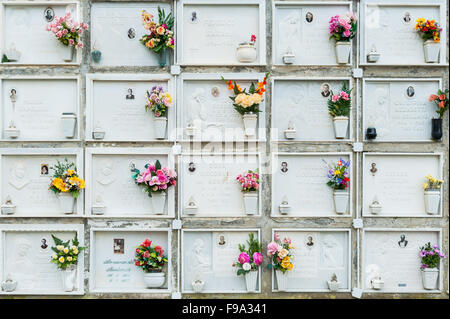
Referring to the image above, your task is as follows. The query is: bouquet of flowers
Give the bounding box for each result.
[140,8,174,53]
[236,170,259,192]
[131,160,177,197]
[232,233,263,276]
[45,12,88,48]
[415,19,442,42]
[266,233,294,274]
[50,234,85,269]
[429,89,448,119]
[145,86,173,117]
[327,83,352,117]
[135,238,168,272]
[420,242,446,269]
[221,73,269,115]
[241,34,257,46]
[423,174,443,191]
[323,158,350,190]
[49,159,85,198]
[329,12,357,42]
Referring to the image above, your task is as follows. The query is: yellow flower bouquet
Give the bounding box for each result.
[49,159,85,198]
[50,234,85,270]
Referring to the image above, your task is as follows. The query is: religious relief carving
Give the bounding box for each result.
[9,162,30,190]
[96,160,116,185]
[279,13,300,58]
[187,88,207,132]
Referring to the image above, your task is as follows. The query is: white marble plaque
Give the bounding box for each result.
[363,153,442,217]
[272,78,351,141]
[272,153,352,217]
[274,230,350,291]
[273,2,353,65]
[90,2,170,67]
[180,153,260,217]
[182,230,260,293]
[90,229,170,292]
[85,148,174,217]
[1,2,80,65]
[86,75,175,141]
[363,79,441,141]
[361,0,446,65]
[177,0,265,65]
[179,74,266,141]
[1,78,79,141]
[0,224,84,295]
[0,149,83,217]
[363,230,441,292]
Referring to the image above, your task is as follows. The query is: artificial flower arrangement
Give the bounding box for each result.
[140,7,174,66]
[419,242,446,290]
[429,89,448,119]
[49,159,85,214]
[45,12,88,62]
[266,233,294,291]
[221,73,269,136]
[327,83,352,139]
[135,238,168,288]
[131,160,177,214]
[236,34,258,63]
[422,175,443,215]
[50,234,85,292]
[145,85,173,139]
[328,12,357,64]
[232,233,263,291]
[323,158,350,214]
[415,19,443,63]
[236,170,260,215]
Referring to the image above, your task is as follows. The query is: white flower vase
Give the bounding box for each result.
[191,280,205,293]
[243,192,258,215]
[371,278,384,290]
[424,190,440,215]
[236,44,257,63]
[60,44,74,62]
[61,113,77,138]
[422,268,439,290]
[327,280,340,292]
[151,192,167,215]
[143,271,165,288]
[333,189,349,214]
[59,265,77,292]
[4,128,20,139]
[423,40,440,63]
[332,116,349,139]
[153,116,167,139]
[242,113,258,137]
[57,192,75,214]
[275,270,288,291]
[335,42,351,64]
[245,270,258,292]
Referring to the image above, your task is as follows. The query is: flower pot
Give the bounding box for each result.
[284,128,296,140]
[423,40,440,63]
[334,41,351,64]
[431,118,443,140]
[151,192,167,215]
[184,203,198,215]
[92,130,105,140]
[236,44,257,63]
[4,127,20,139]
[60,44,74,62]
[279,202,291,215]
[369,201,382,215]
[283,52,296,64]
[421,268,439,290]
[61,113,77,138]
[424,189,440,215]
[1,203,16,215]
[91,204,106,215]
[371,278,384,290]
[332,116,349,139]
[57,192,75,214]
[144,271,165,288]
[367,52,380,63]
[333,189,349,214]
[243,192,258,215]
[366,127,377,140]
[275,270,288,291]
[327,280,340,292]
[191,280,205,293]
[1,278,17,292]
[59,265,77,292]
[153,116,167,139]
[91,50,102,63]
[245,270,258,292]
[242,113,258,137]
[158,48,167,67]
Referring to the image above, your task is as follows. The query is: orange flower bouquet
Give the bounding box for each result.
[415,18,442,63]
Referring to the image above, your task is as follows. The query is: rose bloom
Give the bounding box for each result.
[278,248,289,259]
[242,262,251,271]
[156,26,166,35]
[439,94,446,101]
[281,257,291,269]
[238,252,250,264]
[250,93,262,104]
[253,252,263,265]
[429,94,438,101]
[267,242,278,256]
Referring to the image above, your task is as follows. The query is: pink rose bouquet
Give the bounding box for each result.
[145,85,173,117]
[266,233,294,274]
[327,83,352,117]
[232,233,263,276]
[131,160,177,197]
[329,12,357,42]
[236,170,260,192]
[45,12,88,48]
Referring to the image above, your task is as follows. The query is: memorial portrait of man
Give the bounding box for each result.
[188,162,196,173]
[281,161,288,173]
[398,234,408,248]
[403,12,411,23]
[306,236,314,247]
[406,86,415,98]
[127,28,136,39]
[305,12,313,23]
[113,239,125,254]
[44,7,54,22]
[321,83,331,98]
